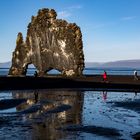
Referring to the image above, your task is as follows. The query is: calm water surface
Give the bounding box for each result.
[1,67,140,76]
[0,90,140,140]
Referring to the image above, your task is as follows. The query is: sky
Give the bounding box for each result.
[0,0,140,62]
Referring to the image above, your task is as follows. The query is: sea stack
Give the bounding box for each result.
[9,8,84,76]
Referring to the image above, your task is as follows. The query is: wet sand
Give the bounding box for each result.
[0,90,140,139]
[0,75,140,90]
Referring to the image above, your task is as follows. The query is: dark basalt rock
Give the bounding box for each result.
[9,8,84,76]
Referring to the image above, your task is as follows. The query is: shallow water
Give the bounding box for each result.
[0,90,140,140]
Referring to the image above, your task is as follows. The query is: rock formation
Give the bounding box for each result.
[9,8,84,76]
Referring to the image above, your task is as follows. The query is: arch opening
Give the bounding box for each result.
[47,69,61,75]
[25,63,37,76]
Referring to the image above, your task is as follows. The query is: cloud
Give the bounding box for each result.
[57,11,71,19]
[66,5,83,10]
[92,23,106,29]
[121,16,136,21]
[57,5,83,19]
[91,22,116,30]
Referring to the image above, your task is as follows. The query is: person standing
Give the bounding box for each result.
[34,71,38,77]
[103,70,107,82]
[134,70,138,80]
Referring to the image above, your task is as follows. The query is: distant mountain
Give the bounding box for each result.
[0,61,34,68]
[1,59,140,68]
[85,62,102,68]
[101,60,140,68]
[86,59,140,68]
[0,61,11,68]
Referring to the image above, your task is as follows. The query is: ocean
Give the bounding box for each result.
[1,67,140,76]
[0,68,140,140]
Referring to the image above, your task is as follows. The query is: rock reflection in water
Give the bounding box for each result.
[1,90,140,139]
[12,90,84,139]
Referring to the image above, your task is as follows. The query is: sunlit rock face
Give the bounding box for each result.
[9,33,31,75]
[9,8,84,76]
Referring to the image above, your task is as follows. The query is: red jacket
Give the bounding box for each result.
[103,72,107,79]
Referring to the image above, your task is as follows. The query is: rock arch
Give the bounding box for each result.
[9,8,84,77]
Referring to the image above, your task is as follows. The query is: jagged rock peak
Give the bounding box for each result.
[16,32,24,46]
[9,8,85,77]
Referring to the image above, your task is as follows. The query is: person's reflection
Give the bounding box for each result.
[102,91,107,101]
[133,90,138,100]
[34,91,38,103]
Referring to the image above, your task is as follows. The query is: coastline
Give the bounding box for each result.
[0,75,140,91]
